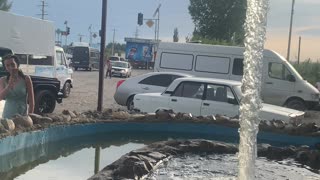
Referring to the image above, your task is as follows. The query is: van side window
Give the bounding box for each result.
[195,55,230,74]
[268,63,292,81]
[172,82,204,99]
[232,58,244,75]
[28,55,53,65]
[160,52,193,71]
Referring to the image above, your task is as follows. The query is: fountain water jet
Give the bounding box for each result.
[238,0,269,179]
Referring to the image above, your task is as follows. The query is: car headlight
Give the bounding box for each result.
[311,93,319,100]
[121,70,126,72]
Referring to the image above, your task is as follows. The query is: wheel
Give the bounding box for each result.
[63,82,71,98]
[126,95,135,111]
[285,99,306,111]
[34,90,56,114]
[74,67,78,71]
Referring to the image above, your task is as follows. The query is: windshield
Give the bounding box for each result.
[113,62,128,68]
[233,85,242,100]
[73,47,89,62]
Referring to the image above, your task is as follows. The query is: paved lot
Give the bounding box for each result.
[54,69,152,113]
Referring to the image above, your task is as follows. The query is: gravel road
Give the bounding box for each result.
[54,69,152,113]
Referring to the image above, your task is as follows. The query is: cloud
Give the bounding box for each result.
[302,0,320,5]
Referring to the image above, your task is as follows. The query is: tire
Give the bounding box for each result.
[63,82,71,98]
[74,67,78,71]
[34,90,56,114]
[285,99,306,111]
[126,95,135,111]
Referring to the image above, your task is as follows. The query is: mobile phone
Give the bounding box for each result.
[11,68,19,79]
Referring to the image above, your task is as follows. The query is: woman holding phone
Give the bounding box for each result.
[0,54,34,119]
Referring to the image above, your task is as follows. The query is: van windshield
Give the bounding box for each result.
[273,51,303,80]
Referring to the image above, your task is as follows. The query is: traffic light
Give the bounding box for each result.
[66,27,70,35]
[138,13,143,26]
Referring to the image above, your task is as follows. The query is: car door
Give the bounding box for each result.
[138,74,183,93]
[200,84,239,117]
[55,50,69,89]
[168,81,204,116]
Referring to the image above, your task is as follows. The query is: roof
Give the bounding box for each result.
[158,42,280,59]
[145,71,193,77]
[173,77,242,86]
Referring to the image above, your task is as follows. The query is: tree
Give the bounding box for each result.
[188,0,246,45]
[173,28,179,42]
[0,0,12,11]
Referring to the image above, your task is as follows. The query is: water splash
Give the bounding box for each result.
[238,0,269,179]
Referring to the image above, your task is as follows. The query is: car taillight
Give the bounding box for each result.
[116,80,125,89]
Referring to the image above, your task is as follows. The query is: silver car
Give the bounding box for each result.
[114,72,192,110]
[111,61,132,78]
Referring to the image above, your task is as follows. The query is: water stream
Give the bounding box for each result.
[238,0,269,179]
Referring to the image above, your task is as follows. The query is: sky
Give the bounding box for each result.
[9,0,320,61]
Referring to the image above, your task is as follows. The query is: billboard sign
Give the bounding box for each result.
[125,42,153,62]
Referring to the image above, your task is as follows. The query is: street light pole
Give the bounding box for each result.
[286,0,295,62]
[97,0,107,112]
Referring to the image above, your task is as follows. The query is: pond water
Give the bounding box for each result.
[0,132,158,180]
[148,154,320,180]
[0,130,228,180]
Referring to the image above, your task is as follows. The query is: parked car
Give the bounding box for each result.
[114,72,192,110]
[111,61,132,78]
[133,77,305,122]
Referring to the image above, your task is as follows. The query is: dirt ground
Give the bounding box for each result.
[54,69,152,113]
[55,69,320,125]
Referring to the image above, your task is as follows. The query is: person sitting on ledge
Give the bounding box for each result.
[0,54,34,119]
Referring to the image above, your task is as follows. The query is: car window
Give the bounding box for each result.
[206,84,237,104]
[172,82,205,99]
[139,74,183,87]
[268,62,292,81]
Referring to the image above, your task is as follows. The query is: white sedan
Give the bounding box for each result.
[134,77,305,122]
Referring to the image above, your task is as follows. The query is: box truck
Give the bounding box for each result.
[0,10,73,98]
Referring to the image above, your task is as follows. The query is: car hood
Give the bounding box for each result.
[112,67,128,70]
[260,103,305,121]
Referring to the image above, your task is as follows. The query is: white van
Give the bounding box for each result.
[154,42,319,110]
[0,11,73,97]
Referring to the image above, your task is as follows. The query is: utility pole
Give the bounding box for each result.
[37,0,48,20]
[89,24,93,46]
[153,4,161,41]
[297,36,301,64]
[111,29,116,56]
[286,0,295,62]
[134,27,139,38]
[97,0,108,112]
[78,34,85,42]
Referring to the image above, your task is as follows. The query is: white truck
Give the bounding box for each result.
[0,11,73,97]
[154,42,319,110]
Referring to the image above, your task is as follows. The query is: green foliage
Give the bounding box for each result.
[0,0,12,11]
[190,34,237,46]
[188,0,246,45]
[293,60,320,85]
[173,28,179,42]
[105,42,126,57]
